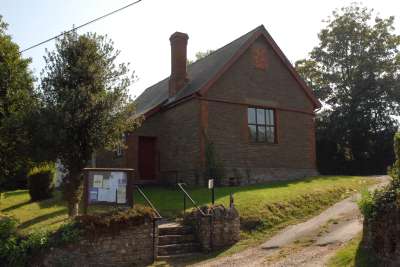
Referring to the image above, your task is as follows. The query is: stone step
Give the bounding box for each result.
[157,252,203,260]
[158,234,196,246]
[157,242,200,256]
[158,223,193,236]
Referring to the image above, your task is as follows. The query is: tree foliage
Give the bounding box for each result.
[296,4,400,174]
[40,31,140,216]
[0,15,36,189]
[187,49,214,65]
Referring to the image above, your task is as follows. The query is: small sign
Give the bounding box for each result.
[102,177,110,189]
[117,187,126,204]
[88,172,127,203]
[208,179,214,189]
[83,168,134,214]
[93,175,103,188]
[89,188,98,201]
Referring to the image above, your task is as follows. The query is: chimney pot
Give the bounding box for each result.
[169,32,189,97]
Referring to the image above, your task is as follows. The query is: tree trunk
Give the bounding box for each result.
[68,200,80,217]
[62,169,84,217]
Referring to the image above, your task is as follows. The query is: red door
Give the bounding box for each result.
[138,137,157,180]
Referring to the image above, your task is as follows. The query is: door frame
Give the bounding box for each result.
[137,136,158,181]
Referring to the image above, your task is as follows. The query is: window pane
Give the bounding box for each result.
[256,109,265,125]
[248,108,256,124]
[265,109,270,125]
[257,126,266,142]
[249,125,257,141]
[270,110,275,126]
[266,109,274,125]
[266,126,275,143]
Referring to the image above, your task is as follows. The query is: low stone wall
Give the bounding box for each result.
[363,207,400,267]
[187,205,240,251]
[160,167,318,186]
[42,219,156,267]
[220,167,319,186]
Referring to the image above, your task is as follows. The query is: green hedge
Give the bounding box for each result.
[358,132,400,220]
[27,163,55,201]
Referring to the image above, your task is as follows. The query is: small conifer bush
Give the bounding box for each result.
[28,163,55,201]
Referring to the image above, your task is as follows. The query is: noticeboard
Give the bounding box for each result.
[83,168,134,213]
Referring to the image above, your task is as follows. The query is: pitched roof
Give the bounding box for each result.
[134,25,321,116]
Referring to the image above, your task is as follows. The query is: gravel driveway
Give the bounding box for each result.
[191,176,390,267]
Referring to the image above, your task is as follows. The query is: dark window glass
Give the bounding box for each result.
[266,126,275,143]
[257,109,265,125]
[247,107,276,143]
[257,126,266,142]
[249,125,257,142]
[248,108,256,124]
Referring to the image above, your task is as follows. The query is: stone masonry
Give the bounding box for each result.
[363,206,400,267]
[41,219,157,267]
[187,205,240,251]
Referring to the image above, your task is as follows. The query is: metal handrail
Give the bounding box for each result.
[177,183,210,217]
[134,185,162,219]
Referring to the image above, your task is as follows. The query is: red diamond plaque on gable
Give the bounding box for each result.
[252,46,267,70]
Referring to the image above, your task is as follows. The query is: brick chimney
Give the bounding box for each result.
[169,32,189,97]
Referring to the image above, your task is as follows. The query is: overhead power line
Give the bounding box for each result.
[20,0,143,53]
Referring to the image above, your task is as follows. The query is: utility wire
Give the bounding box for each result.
[20,0,143,53]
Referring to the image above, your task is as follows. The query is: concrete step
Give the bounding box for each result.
[157,242,200,256]
[158,234,196,246]
[158,223,193,236]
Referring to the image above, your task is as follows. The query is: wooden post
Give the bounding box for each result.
[127,170,134,207]
[83,170,89,215]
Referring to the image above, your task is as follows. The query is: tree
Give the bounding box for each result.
[187,49,214,65]
[0,15,36,189]
[40,31,140,216]
[296,4,400,174]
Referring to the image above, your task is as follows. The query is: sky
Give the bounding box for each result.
[2,0,400,98]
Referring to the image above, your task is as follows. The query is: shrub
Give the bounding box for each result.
[360,133,400,221]
[204,139,225,186]
[75,205,154,235]
[27,163,55,201]
[357,188,375,218]
[0,215,18,240]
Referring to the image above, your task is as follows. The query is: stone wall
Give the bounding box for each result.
[363,205,400,267]
[220,167,318,186]
[188,205,240,251]
[42,219,156,267]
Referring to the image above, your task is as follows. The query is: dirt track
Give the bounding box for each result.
[191,176,389,267]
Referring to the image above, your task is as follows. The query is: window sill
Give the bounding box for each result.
[248,141,279,146]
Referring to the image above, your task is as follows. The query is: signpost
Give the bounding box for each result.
[83,168,134,214]
[208,179,215,205]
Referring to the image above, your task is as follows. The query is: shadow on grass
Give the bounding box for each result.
[3,190,28,198]
[1,200,31,212]
[18,209,67,231]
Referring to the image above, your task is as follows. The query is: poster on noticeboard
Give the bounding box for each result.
[87,171,128,204]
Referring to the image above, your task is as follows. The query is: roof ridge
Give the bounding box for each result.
[187,25,264,67]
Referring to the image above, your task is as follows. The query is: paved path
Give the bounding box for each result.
[191,176,390,267]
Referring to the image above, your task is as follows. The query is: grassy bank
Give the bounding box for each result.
[327,234,378,267]
[0,176,376,239]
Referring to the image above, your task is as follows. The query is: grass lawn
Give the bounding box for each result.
[327,234,379,267]
[0,190,68,234]
[0,176,376,245]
